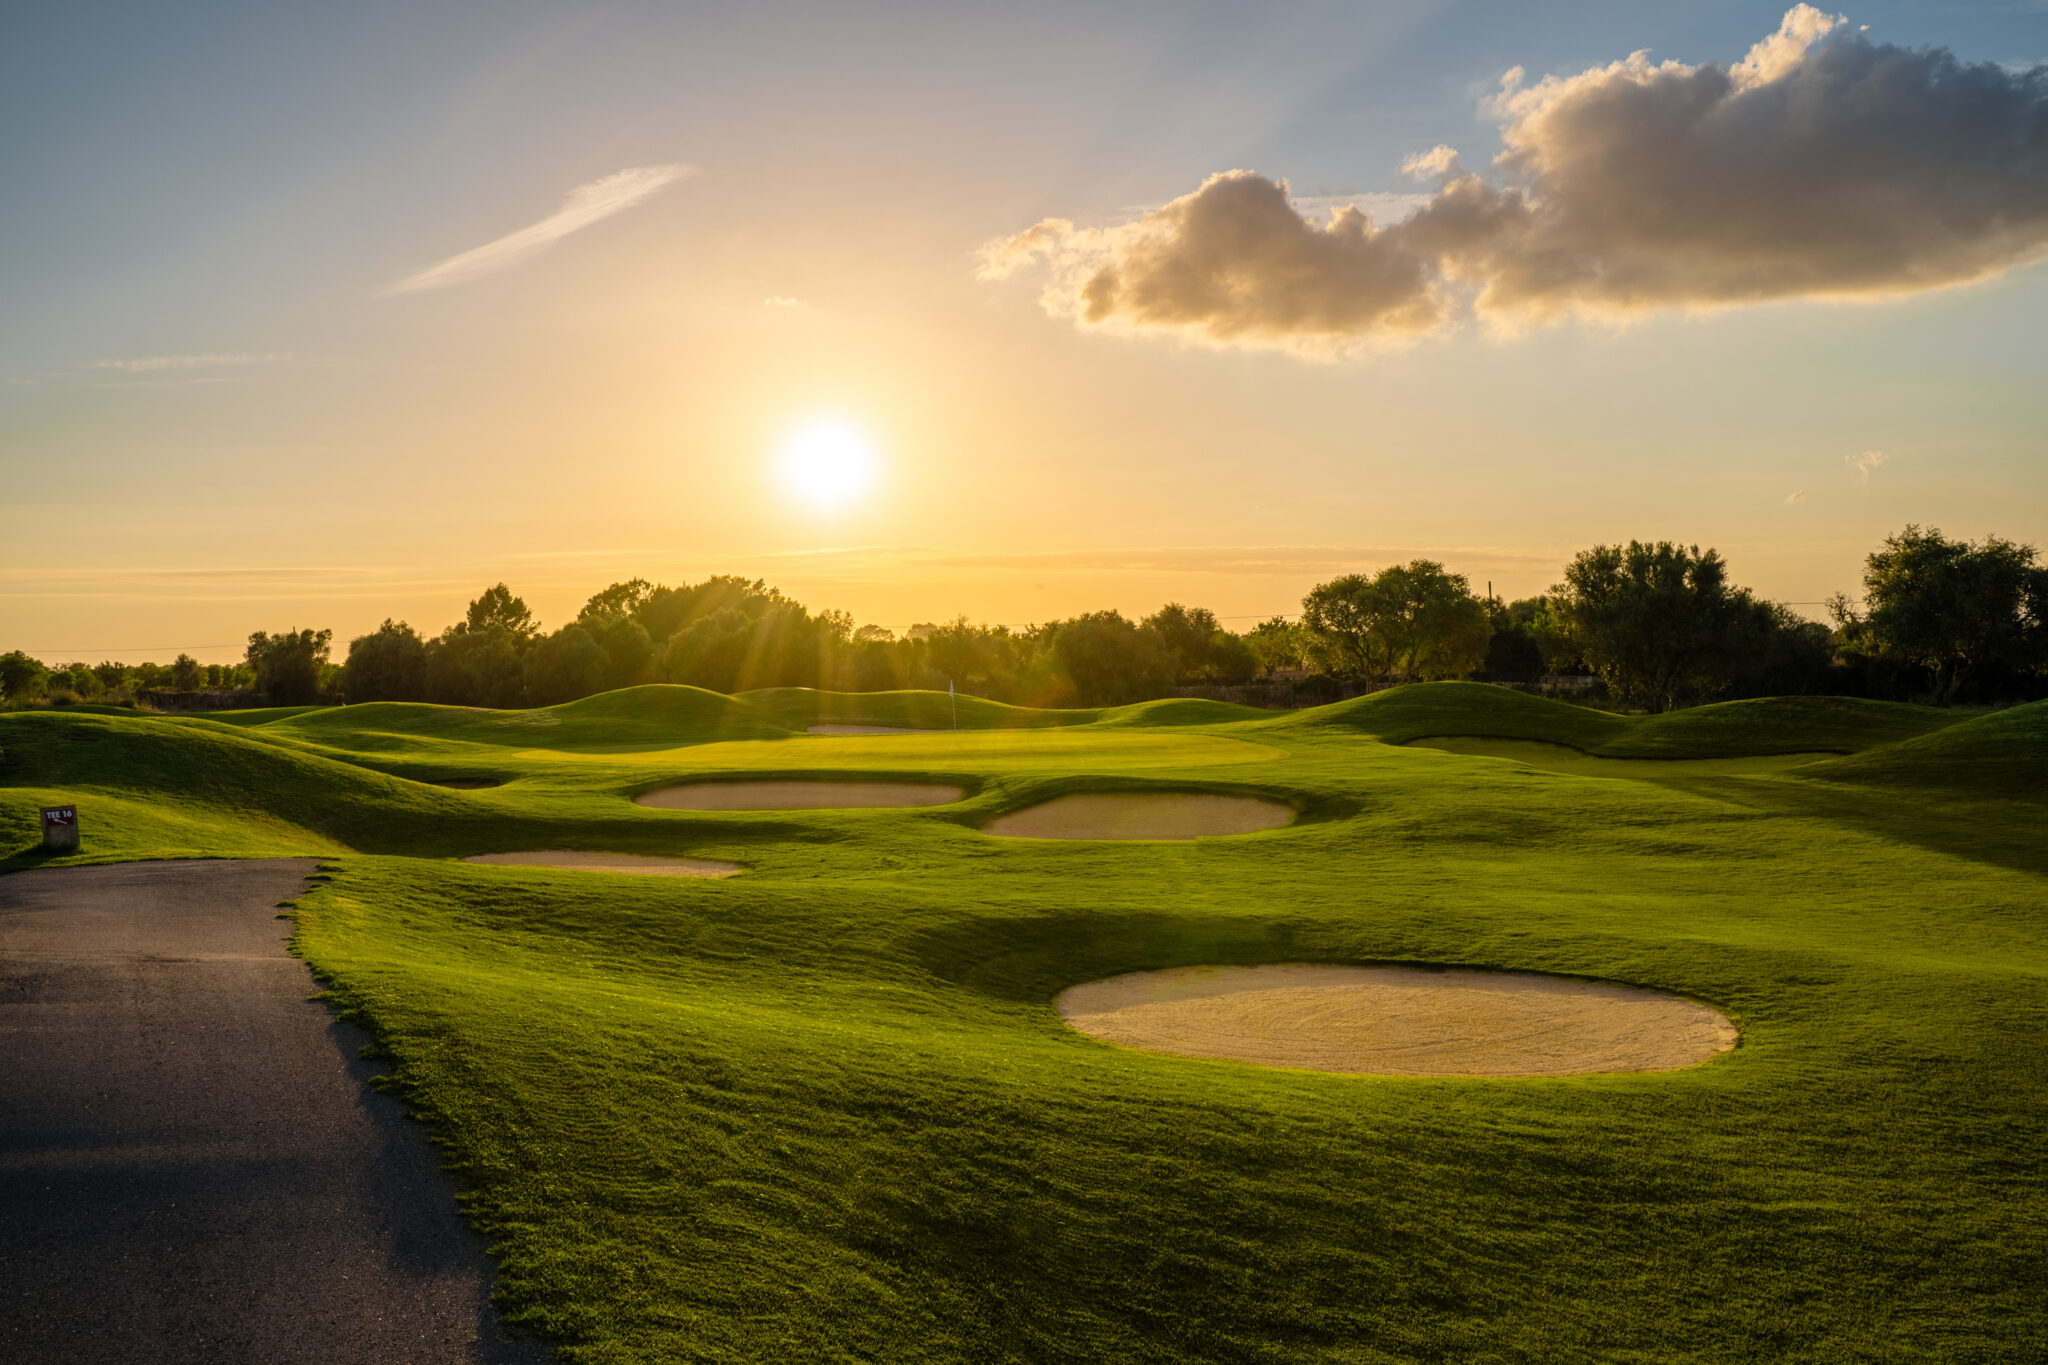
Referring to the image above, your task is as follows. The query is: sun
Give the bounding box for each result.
[776,417,877,511]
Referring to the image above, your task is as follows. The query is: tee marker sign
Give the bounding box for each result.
[40,805,80,853]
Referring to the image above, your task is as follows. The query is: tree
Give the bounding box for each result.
[1201,630,1259,685]
[1548,543,1775,712]
[1141,604,1260,685]
[1299,561,1489,680]
[590,615,655,690]
[1836,525,2048,705]
[634,576,791,645]
[659,608,760,693]
[464,583,540,643]
[171,654,204,691]
[0,651,46,701]
[425,624,526,708]
[1145,604,1220,683]
[245,629,332,705]
[92,661,128,691]
[1050,611,1175,706]
[1484,627,1546,681]
[1244,617,1302,674]
[579,578,655,623]
[524,625,611,705]
[344,620,428,703]
[1728,606,1838,698]
[63,663,103,699]
[1300,575,1389,675]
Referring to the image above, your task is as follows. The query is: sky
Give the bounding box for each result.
[3,1,2044,662]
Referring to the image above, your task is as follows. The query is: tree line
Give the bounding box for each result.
[0,656,258,709]
[3,525,2041,713]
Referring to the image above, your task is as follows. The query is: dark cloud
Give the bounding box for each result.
[982,7,2048,355]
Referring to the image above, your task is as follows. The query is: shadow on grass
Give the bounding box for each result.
[912,910,1327,1006]
[0,844,67,876]
[1770,780,2048,879]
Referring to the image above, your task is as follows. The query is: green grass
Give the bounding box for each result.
[3,683,2044,1363]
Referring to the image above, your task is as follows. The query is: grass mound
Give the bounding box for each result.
[265,685,785,753]
[740,687,1094,732]
[197,704,329,727]
[1281,683,1965,760]
[1281,682,1632,749]
[1800,699,2048,803]
[1600,694,1956,758]
[1092,696,1272,728]
[0,710,442,867]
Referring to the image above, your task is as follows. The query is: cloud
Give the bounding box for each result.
[88,353,279,371]
[1847,449,1888,477]
[983,6,2048,354]
[978,171,1453,355]
[390,164,693,293]
[1785,489,1807,503]
[1290,191,1433,226]
[1400,145,1460,180]
[763,296,805,308]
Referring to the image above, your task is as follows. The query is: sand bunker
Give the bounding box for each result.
[461,850,739,877]
[636,780,963,810]
[986,792,1293,840]
[805,724,933,736]
[1057,963,1735,1076]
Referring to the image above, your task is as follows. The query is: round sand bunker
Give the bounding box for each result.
[1057,963,1735,1076]
[461,851,739,877]
[636,780,962,810]
[986,792,1293,841]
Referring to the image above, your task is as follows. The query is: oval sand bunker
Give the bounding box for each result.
[1057,964,1735,1076]
[462,851,739,877]
[637,780,962,810]
[987,792,1293,841]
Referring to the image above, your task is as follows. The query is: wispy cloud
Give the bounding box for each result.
[1847,450,1888,478]
[763,296,805,309]
[389,164,694,294]
[1785,489,1807,503]
[89,353,280,372]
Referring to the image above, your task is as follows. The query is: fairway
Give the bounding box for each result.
[636,779,965,810]
[461,851,742,877]
[653,728,1284,772]
[1405,735,1837,779]
[3,682,2043,1363]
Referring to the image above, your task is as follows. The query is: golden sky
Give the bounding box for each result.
[4,4,2044,661]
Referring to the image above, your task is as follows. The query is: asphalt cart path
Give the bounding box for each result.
[0,859,549,1364]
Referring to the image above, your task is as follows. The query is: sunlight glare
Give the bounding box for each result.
[776,418,878,512]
